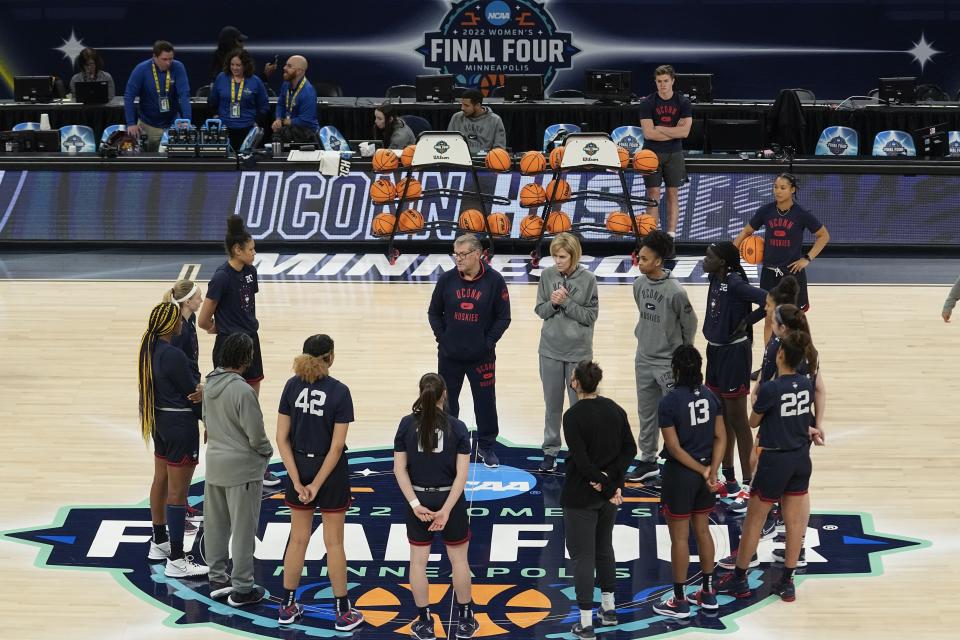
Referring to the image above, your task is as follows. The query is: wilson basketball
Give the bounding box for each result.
[617,145,630,168]
[371,212,396,236]
[636,213,657,235]
[520,151,547,174]
[549,145,565,170]
[545,178,571,202]
[395,177,422,200]
[546,211,572,234]
[633,148,658,172]
[401,144,417,167]
[519,183,547,207]
[487,212,511,236]
[373,148,399,172]
[370,178,395,204]
[458,208,485,231]
[519,214,544,238]
[397,208,424,232]
[485,148,512,172]
[740,235,765,265]
[606,211,633,234]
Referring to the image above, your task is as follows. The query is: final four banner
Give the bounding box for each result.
[1,168,959,245]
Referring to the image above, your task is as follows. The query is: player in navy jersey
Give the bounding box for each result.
[275,334,364,630]
[719,330,825,603]
[701,241,767,497]
[652,346,725,618]
[137,303,207,578]
[394,373,479,640]
[733,173,830,345]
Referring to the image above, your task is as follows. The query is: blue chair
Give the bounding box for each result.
[59,125,97,153]
[101,124,126,143]
[318,125,351,153]
[400,115,432,139]
[611,126,644,154]
[872,130,916,157]
[543,123,580,152]
[948,131,960,157]
[815,126,859,156]
[13,122,41,131]
[239,126,264,153]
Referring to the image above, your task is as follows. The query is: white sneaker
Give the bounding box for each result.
[165,555,210,578]
[148,540,170,560]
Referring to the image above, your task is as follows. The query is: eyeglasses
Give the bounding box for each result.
[453,249,477,260]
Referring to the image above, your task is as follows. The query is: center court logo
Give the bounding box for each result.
[1,444,927,639]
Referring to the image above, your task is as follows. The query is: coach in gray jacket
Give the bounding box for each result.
[448,89,507,155]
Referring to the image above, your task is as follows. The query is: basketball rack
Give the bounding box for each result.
[520,132,657,267]
[379,131,512,265]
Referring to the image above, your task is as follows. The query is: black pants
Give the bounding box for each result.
[564,500,618,610]
[438,351,499,450]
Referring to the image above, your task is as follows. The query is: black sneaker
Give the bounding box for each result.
[478,448,500,468]
[411,618,436,640]
[597,607,617,626]
[625,461,659,482]
[228,585,265,607]
[771,579,796,602]
[262,470,281,487]
[209,578,232,600]
[538,454,557,472]
[717,572,751,598]
[718,550,759,569]
[571,622,596,639]
[185,504,203,522]
[456,615,480,638]
[761,512,778,540]
[771,547,807,567]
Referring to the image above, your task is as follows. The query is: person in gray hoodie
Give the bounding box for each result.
[628,231,698,482]
[534,233,599,472]
[943,273,960,322]
[374,102,417,150]
[447,89,507,155]
[202,332,274,606]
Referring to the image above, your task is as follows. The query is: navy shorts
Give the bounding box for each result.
[643,150,687,189]
[752,446,812,502]
[407,491,470,547]
[706,340,752,398]
[213,331,264,383]
[760,265,809,311]
[152,411,199,466]
[284,452,352,512]
[661,460,716,518]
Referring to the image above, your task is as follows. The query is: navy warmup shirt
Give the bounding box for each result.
[658,384,721,461]
[207,262,259,334]
[394,413,471,487]
[754,374,815,450]
[278,374,354,455]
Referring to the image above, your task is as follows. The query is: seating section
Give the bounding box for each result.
[815,126,859,156]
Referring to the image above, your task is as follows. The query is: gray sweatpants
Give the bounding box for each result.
[564,501,618,610]
[635,360,674,462]
[203,479,263,591]
[540,355,580,457]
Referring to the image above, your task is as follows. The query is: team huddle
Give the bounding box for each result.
[136,173,830,639]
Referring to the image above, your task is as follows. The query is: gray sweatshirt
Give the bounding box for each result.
[633,270,698,364]
[535,265,599,362]
[447,106,507,155]
[944,274,960,313]
[202,367,273,487]
[389,121,416,149]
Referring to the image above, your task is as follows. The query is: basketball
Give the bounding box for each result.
[519,214,544,238]
[606,211,633,234]
[459,208,485,231]
[740,235,765,265]
[370,178,395,204]
[636,213,657,235]
[546,210,571,234]
[549,145,565,170]
[401,144,417,167]
[373,148,399,172]
[545,178,571,202]
[371,212,396,236]
[617,145,630,168]
[520,151,547,174]
[485,148,512,172]
[397,208,424,232]
[633,148,658,172]
[395,177,422,200]
[487,212,511,236]
[519,183,547,207]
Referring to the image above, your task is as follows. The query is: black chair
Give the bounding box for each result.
[195,84,212,98]
[550,88,584,98]
[267,87,277,97]
[685,119,705,152]
[490,85,505,97]
[791,88,816,102]
[312,81,343,97]
[867,88,880,98]
[452,86,468,98]
[916,83,950,102]
[400,115,432,139]
[386,84,416,99]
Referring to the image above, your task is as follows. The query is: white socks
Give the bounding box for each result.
[601,591,615,611]
[580,609,592,628]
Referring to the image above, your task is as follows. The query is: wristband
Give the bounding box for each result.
[803,253,812,262]
[409,499,421,508]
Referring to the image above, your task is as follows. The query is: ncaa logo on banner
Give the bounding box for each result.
[419,0,580,95]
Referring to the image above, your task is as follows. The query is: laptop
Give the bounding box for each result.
[74,80,110,104]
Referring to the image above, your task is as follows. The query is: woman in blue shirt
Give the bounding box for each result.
[208,48,269,153]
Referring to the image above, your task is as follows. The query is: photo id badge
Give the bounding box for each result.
[159,97,170,113]
[231,103,240,118]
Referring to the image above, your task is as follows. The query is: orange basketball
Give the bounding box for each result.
[519,151,547,174]
[487,212,510,236]
[401,144,417,167]
[373,148,399,172]
[740,235,765,265]
[519,214,544,238]
[519,183,547,207]
[617,145,630,168]
[458,208,485,231]
[636,213,657,235]
[485,148,512,172]
[633,148,658,172]
[370,178,395,204]
[549,145,565,169]
[397,208,424,232]
[545,178,571,202]
[371,212,396,236]
[395,177,422,200]
[606,211,632,234]
[546,210,571,234]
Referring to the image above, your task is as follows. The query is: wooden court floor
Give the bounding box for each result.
[0,279,958,639]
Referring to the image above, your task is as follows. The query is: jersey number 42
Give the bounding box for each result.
[295,389,327,417]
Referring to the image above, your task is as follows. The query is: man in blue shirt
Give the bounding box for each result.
[272,55,319,143]
[125,41,191,152]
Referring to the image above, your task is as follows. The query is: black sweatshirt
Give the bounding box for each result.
[428,262,512,362]
[561,396,637,507]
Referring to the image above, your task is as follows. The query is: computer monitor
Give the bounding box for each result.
[707,119,764,153]
[674,73,713,103]
[416,74,455,103]
[502,74,544,102]
[14,76,54,103]
[74,80,110,104]
[878,77,916,105]
[585,70,631,103]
